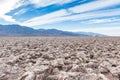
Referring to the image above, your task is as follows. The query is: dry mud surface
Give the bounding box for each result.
[0,37,120,80]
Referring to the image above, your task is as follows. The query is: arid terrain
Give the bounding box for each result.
[0,37,120,80]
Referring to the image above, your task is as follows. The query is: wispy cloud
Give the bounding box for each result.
[83,18,120,24]
[0,15,16,22]
[29,0,73,8]
[21,9,68,26]
[14,8,28,15]
[0,0,73,23]
[60,8,120,21]
[21,7,120,26]
[0,0,23,22]
[69,0,120,13]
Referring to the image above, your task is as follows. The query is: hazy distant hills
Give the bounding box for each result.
[0,24,105,36]
[0,24,37,36]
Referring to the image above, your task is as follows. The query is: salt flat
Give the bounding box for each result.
[0,37,120,80]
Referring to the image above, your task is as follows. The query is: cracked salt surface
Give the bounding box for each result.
[0,37,120,80]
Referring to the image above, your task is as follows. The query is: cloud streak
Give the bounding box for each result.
[69,0,120,13]
[29,0,73,8]
[14,8,28,15]
[82,18,120,24]
[0,0,23,22]
[2,0,120,24]
[21,10,68,26]
[21,7,120,26]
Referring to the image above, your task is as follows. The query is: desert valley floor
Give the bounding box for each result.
[0,37,120,80]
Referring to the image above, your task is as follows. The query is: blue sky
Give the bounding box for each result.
[0,0,120,36]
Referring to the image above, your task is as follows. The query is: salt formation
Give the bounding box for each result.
[0,37,120,80]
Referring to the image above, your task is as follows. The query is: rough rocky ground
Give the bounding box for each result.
[0,37,120,80]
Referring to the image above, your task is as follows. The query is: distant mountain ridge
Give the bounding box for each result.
[0,24,105,36]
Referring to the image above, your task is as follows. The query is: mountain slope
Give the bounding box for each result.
[0,24,105,36]
[0,25,38,36]
[37,29,88,36]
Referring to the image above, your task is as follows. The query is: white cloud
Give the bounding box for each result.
[57,8,120,21]
[0,0,19,15]
[82,18,120,24]
[69,0,120,13]
[29,0,73,8]
[0,0,24,22]
[14,8,28,15]
[0,0,73,23]
[21,8,120,26]
[0,15,16,22]
[68,27,120,36]
[87,19,114,24]
[21,9,68,26]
